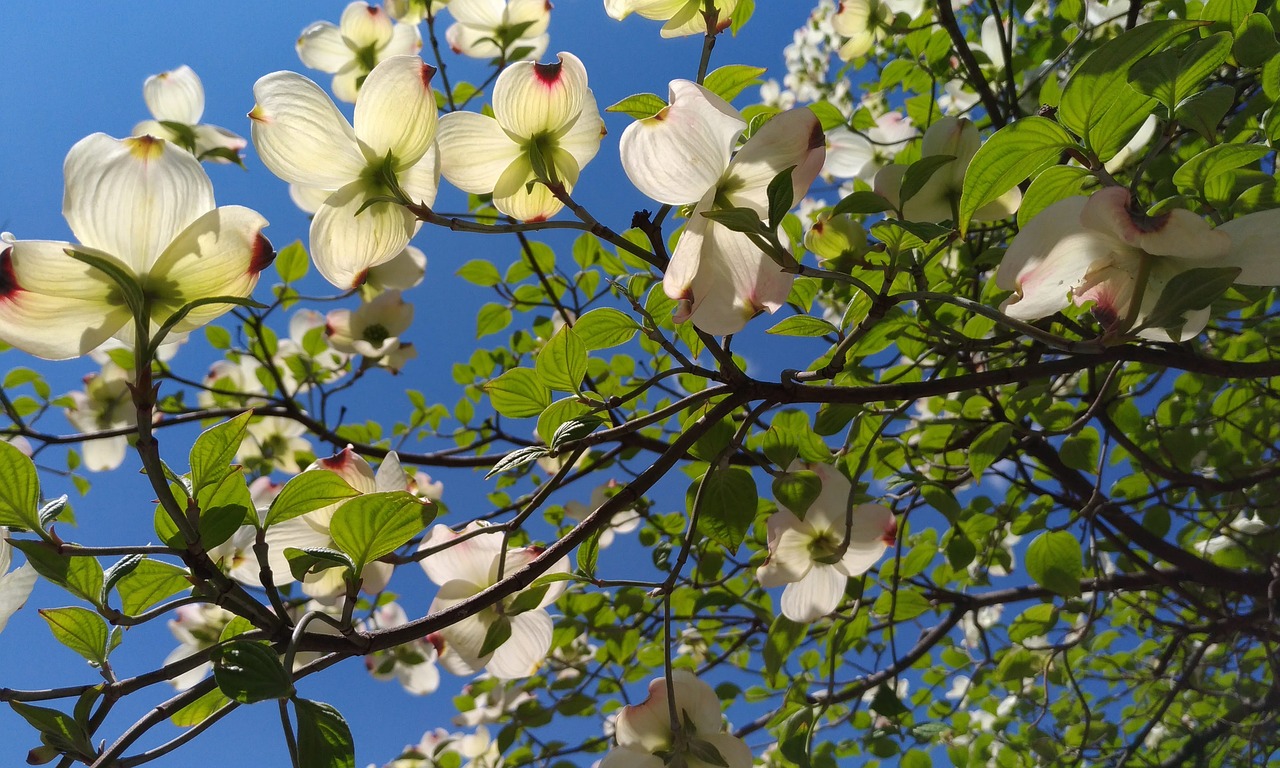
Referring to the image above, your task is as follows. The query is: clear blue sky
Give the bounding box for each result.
[0,2,820,767]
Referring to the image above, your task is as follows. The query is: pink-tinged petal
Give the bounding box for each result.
[384,21,424,57]
[0,241,130,360]
[1217,208,1280,285]
[487,608,552,678]
[996,196,1113,321]
[780,563,846,622]
[64,133,213,274]
[615,677,676,751]
[144,66,205,124]
[493,52,589,139]
[680,224,792,335]
[664,190,715,299]
[559,90,607,171]
[297,22,352,74]
[699,733,754,768]
[599,747,665,768]
[1080,187,1229,260]
[340,1,395,49]
[723,108,825,211]
[437,112,524,194]
[445,22,498,59]
[310,445,378,495]
[310,182,416,289]
[250,72,365,189]
[837,504,895,576]
[0,563,36,634]
[82,435,128,472]
[419,523,502,587]
[147,206,272,331]
[354,55,438,168]
[620,80,743,205]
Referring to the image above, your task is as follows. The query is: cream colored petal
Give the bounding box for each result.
[724,108,825,211]
[491,154,565,222]
[682,223,791,335]
[445,22,502,59]
[558,90,606,171]
[310,182,416,289]
[837,504,895,576]
[64,133,214,274]
[262,515,333,586]
[144,65,205,123]
[486,608,552,679]
[699,733,754,768]
[354,55,438,168]
[399,145,441,208]
[664,191,715,301]
[1216,209,1280,285]
[419,523,503,587]
[82,436,128,472]
[1081,187,1229,260]
[493,52,588,139]
[619,80,743,205]
[0,563,36,634]
[507,0,552,36]
[599,747,664,768]
[366,244,427,292]
[250,71,365,189]
[781,563,846,622]
[384,21,424,56]
[297,22,353,74]
[192,125,248,161]
[0,241,131,360]
[331,66,363,104]
[996,196,1113,320]
[340,1,395,49]
[615,676,676,751]
[447,0,506,27]
[437,112,523,194]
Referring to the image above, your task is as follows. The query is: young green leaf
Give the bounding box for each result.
[329,491,433,571]
[1025,530,1083,596]
[294,699,356,768]
[0,440,42,531]
[40,607,110,666]
[959,116,1078,234]
[536,327,588,393]
[265,471,360,528]
[485,368,551,418]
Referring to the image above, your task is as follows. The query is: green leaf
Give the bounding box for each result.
[65,248,146,319]
[772,471,823,519]
[8,701,95,761]
[779,708,814,768]
[284,547,355,582]
[1199,0,1251,28]
[1234,13,1280,68]
[536,397,592,446]
[832,190,895,216]
[1174,85,1235,142]
[1017,165,1095,228]
[729,0,754,33]
[485,368,551,419]
[170,688,231,727]
[573,308,640,350]
[898,154,956,208]
[0,439,42,531]
[1058,20,1206,160]
[1025,531,1083,596]
[551,416,603,451]
[870,682,910,717]
[192,469,255,550]
[691,468,758,552]
[484,446,550,479]
[11,540,103,607]
[763,615,807,686]
[873,589,932,620]
[959,116,1078,233]
[505,584,550,616]
[765,315,839,337]
[265,471,360,528]
[606,93,667,119]
[476,302,513,338]
[1060,428,1101,472]
[1139,266,1241,336]
[703,64,767,102]
[969,422,1015,477]
[1009,604,1059,643]
[189,411,253,496]
[330,491,432,571]
[766,165,797,229]
[40,607,109,665]
[700,206,766,234]
[536,327,588,393]
[212,640,294,703]
[294,699,356,768]
[114,559,191,616]
[577,527,602,578]
[456,259,502,287]
[1173,144,1271,197]
[479,614,513,657]
[1128,33,1232,111]
[274,240,309,283]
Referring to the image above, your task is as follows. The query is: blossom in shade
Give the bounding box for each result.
[437,52,604,222]
[132,66,247,163]
[362,602,443,695]
[236,416,312,475]
[603,0,739,37]
[756,462,896,622]
[0,528,37,635]
[0,134,272,360]
[296,1,423,103]
[386,0,449,24]
[873,116,1020,224]
[599,669,753,768]
[419,521,570,679]
[445,0,551,60]
[821,110,913,182]
[250,55,440,289]
[833,0,924,61]
[164,604,236,690]
[996,187,1280,341]
[326,289,414,359]
[562,481,641,549]
[64,362,136,472]
[619,80,825,334]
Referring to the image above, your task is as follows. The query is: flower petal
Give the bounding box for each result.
[296,22,352,73]
[1212,208,1280,285]
[1081,187,1229,260]
[723,107,825,212]
[0,563,36,634]
[64,133,214,274]
[838,504,895,576]
[0,241,131,359]
[354,55,438,168]
[437,112,524,194]
[419,523,503,587]
[619,80,744,205]
[493,52,588,139]
[996,196,1114,320]
[340,1,395,49]
[679,223,792,335]
[143,66,205,124]
[781,563,846,622]
[559,89,606,171]
[486,608,552,679]
[310,182,416,289]
[250,72,365,188]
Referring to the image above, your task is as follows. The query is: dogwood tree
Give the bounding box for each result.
[1,0,1279,766]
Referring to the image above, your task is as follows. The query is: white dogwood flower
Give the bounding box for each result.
[133,66,247,163]
[251,55,439,289]
[604,0,739,37]
[297,1,423,103]
[446,0,551,60]
[64,362,136,472]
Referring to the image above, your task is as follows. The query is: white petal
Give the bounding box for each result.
[486,609,552,679]
[250,71,366,188]
[64,133,214,274]
[82,436,128,472]
[448,0,506,28]
[340,1,395,49]
[0,241,131,360]
[822,127,875,180]
[437,112,523,194]
[599,747,665,768]
[699,733,754,768]
[507,0,553,38]
[384,21,424,57]
[679,222,792,335]
[664,190,715,301]
[297,22,353,74]
[724,108,826,212]
[491,154,565,222]
[0,563,37,634]
[1217,208,1280,285]
[310,182,416,289]
[559,90,606,171]
[419,523,503,587]
[838,504,895,576]
[290,183,334,215]
[493,52,589,139]
[780,563,846,622]
[619,80,743,205]
[354,55,438,168]
[446,22,503,59]
[396,656,440,695]
[996,197,1114,320]
[144,66,204,124]
[399,145,441,208]
[1080,187,1229,260]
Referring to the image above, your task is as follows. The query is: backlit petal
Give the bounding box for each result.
[437,112,523,194]
[0,563,36,634]
[144,66,204,124]
[297,22,352,73]
[340,1,394,49]
[681,223,792,335]
[723,107,825,211]
[487,609,552,678]
[310,182,416,289]
[419,523,502,588]
[1217,208,1280,285]
[493,52,588,139]
[780,563,845,622]
[250,72,365,188]
[354,55,438,168]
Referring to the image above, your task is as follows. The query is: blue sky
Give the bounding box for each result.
[0,2,825,767]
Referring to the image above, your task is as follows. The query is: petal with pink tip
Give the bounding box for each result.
[64,133,213,274]
[437,112,523,194]
[354,55,438,168]
[339,1,394,49]
[1080,187,1229,260]
[620,80,744,205]
[144,66,205,124]
[310,182,417,289]
[837,504,895,576]
[493,52,588,139]
[996,197,1115,321]
[679,222,792,335]
[508,0,553,37]
[723,108,825,211]
[250,72,365,189]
